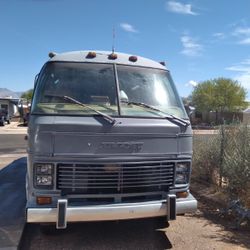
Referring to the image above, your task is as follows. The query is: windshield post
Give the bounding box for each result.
[113,64,121,116]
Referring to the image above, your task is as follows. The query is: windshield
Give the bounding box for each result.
[32,62,187,119]
[32,62,119,115]
[117,65,187,118]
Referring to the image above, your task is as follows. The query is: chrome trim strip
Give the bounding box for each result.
[27,194,197,223]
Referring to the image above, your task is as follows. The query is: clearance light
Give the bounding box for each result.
[176,191,189,198]
[86,51,97,59]
[36,196,52,205]
[108,53,117,60]
[48,52,56,58]
[129,56,137,62]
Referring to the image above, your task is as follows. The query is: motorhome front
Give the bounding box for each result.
[26,51,197,229]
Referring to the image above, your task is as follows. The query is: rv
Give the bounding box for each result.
[26,51,197,230]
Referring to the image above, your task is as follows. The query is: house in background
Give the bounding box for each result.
[0,88,21,120]
[190,102,250,126]
[0,96,20,119]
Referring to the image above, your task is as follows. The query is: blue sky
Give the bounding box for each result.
[0,0,250,99]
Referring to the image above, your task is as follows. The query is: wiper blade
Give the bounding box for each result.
[122,101,190,130]
[45,94,117,125]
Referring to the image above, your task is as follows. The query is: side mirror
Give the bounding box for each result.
[185,105,195,117]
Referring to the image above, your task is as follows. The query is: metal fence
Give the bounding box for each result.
[192,125,250,207]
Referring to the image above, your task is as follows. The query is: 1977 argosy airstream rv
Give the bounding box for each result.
[26,50,197,230]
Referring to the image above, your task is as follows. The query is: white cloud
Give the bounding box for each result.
[180,35,203,57]
[213,32,226,39]
[185,80,198,87]
[120,23,138,33]
[166,1,198,15]
[233,27,250,36]
[232,26,250,45]
[236,74,250,89]
[239,38,250,45]
[226,59,250,92]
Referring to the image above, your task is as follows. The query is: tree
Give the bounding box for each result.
[191,78,248,124]
[21,89,33,102]
[192,81,216,112]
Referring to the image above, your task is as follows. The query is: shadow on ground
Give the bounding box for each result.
[21,219,172,250]
[0,157,27,249]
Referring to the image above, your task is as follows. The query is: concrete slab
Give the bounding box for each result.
[0,158,27,249]
[0,122,27,135]
[0,154,26,171]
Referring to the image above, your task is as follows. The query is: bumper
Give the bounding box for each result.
[27,193,197,224]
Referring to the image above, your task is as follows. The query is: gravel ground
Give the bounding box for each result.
[20,209,250,250]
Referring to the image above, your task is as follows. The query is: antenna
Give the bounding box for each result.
[112,26,115,53]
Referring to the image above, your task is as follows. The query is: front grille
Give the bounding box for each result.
[57,161,175,197]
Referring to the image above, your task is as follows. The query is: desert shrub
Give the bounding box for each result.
[192,133,221,182]
[222,125,250,205]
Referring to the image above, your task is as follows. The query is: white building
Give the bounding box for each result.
[0,96,20,118]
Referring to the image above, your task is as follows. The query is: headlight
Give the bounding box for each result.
[175,162,190,185]
[34,163,54,188]
[36,175,53,185]
[36,164,53,175]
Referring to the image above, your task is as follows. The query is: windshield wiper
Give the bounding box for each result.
[44,94,117,125]
[122,100,190,131]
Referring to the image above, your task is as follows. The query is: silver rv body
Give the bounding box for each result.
[26,51,197,229]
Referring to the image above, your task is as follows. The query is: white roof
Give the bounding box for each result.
[49,51,167,70]
[243,108,250,113]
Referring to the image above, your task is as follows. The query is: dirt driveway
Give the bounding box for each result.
[21,205,250,250]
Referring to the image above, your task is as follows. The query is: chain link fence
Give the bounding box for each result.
[192,125,250,208]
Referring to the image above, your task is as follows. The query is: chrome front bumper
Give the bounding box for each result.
[27,193,197,225]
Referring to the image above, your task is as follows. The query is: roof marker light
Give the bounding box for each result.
[159,61,166,66]
[48,52,57,58]
[86,51,97,59]
[129,56,137,62]
[108,53,117,60]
